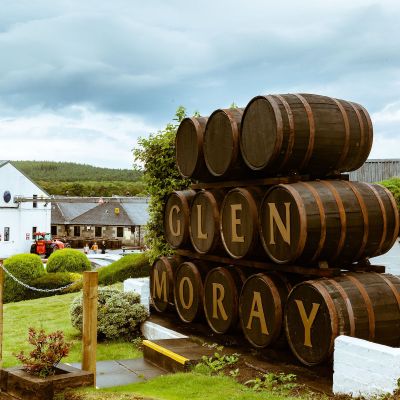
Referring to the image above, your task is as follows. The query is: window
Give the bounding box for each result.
[32,226,37,236]
[95,226,102,237]
[33,194,38,208]
[117,227,124,238]
[131,226,136,234]
[74,226,81,237]
[51,225,57,236]
[4,227,10,241]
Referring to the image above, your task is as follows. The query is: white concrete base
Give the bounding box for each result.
[123,277,150,311]
[141,321,188,340]
[333,335,400,399]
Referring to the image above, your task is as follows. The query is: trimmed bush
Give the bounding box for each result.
[3,254,46,303]
[70,288,149,340]
[98,252,150,285]
[31,272,83,299]
[380,177,400,213]
[46,249,91,273]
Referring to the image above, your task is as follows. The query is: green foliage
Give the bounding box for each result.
[70,288,149,340]
[46,249,91,273]
[13,161,142,183]
[37,180,146,197]
[133,106,192,263]
[380,177,400,213]
[31,272,82,298]
[194,352,240,375]
[97,253,150,285]
[3,254,46,303]
[230,101,238,109]
[15,327,71,378]
[245,372,298,394]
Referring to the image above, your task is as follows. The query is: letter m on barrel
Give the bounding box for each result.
[268,202,291,245]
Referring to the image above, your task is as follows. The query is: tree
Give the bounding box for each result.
[133,106,191,262]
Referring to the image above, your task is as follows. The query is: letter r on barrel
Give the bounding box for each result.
[212,283,228,320]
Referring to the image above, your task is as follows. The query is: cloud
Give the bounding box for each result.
[0,105,157,167]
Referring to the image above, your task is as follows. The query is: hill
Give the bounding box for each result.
[13,160,142,182]
[12,161,146,197]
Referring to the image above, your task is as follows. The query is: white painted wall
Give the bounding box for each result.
[333,336,400,399]
[0,163,51,258]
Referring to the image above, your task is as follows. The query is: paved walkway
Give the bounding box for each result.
[69,358,165,389]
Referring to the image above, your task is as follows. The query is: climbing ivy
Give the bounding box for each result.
[133,106,191,263]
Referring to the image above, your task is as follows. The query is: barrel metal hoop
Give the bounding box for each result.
[365,183,387,256]
[281,184,307,260]
[345,274,375,341]
[299,182,327,263]
[293,94,315,170]
[319,181,346,261]
[311,281,339,358]
[326,279,356,337]
[273,94,295,170]
[379,184,400,251]
[343,182,369,262]
[347,101,365,170]
[332,98,350,170]
[265,95,284,165]
[374,273,400,315]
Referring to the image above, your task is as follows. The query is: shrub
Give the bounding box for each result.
[15,327,71,378]
[70,288,149,340]
[3,254,46,303]
[46,249,91,273]
[31,272,83,299]
[97,252,150,285]
[380,177,400,213]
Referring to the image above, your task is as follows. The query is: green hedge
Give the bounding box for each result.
[31,272,83,299]
[97,252,150,285]
[46,249,91,273]
[380,177,400,213]
[3,254,46,303]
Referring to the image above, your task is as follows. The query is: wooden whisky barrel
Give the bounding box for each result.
[239,272,292,348]
[150,256,177,312]
[240,93,373,176]
[260,180,399,266]
[285,272,400,365]
[189,190,225,254]
[203,108,247,178]
[175,116,211,180]
[204,267,246,334]
[220,187,264,259]
[164,190,196,249]
[174,261,208,323]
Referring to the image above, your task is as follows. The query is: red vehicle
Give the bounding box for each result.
[30,232,70,258]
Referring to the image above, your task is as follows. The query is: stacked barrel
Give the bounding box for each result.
[151,93,400,366]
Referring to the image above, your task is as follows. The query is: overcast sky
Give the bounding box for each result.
[0,0,399,168]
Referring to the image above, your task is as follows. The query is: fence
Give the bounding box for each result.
[349,159,400,183]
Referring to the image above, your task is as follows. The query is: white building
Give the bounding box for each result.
[0,161,51,259]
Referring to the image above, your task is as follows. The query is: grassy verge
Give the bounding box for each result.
[62,373,311,400]
[3,288,141,368]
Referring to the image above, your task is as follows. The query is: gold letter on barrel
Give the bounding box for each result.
[268,202,291,245]
[178,277,194,310]
[246,291,269,335]
[212,283,228,320]
[153,270,167,302]
[295,300,320,347]
[169,205,181,236]
[231,204,244,243]
[196,204,208,240]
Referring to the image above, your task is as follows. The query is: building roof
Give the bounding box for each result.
[52,197,149,226]
[0,160,9,168]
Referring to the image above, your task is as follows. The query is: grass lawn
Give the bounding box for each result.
[3,289,141,368]
[63,373,313,400]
